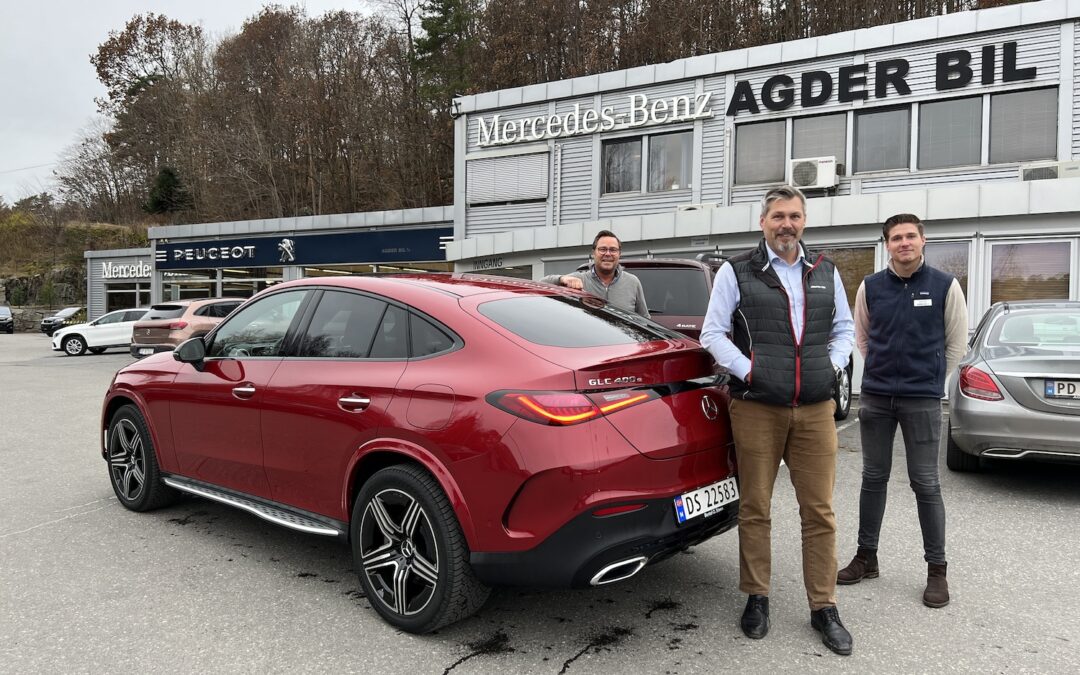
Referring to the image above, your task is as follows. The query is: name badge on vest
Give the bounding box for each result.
[914,298,933,307]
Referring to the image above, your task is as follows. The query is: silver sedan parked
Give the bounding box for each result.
[947,300,1080,471]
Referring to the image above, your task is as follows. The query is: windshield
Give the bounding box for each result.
[988,309,1080,347]
[144,304,187,320]
[56,307,82,318]
[630,267,711,315]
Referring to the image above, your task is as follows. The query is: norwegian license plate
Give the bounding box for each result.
[1045,379,1080,399]
[138,348,154,356]
[674,477,739,524]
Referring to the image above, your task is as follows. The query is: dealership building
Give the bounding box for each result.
[91,0,1079,370]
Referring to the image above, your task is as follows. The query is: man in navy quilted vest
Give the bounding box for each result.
[837,213,968,609]
[701,185,855,655]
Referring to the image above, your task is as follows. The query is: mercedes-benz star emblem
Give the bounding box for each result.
[700,394,719,421]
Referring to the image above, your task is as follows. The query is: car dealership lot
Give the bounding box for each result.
[2,332,1078,673]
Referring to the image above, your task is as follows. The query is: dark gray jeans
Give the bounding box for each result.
[857,393,946,565]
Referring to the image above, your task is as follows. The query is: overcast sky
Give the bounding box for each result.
[0,1,369,205]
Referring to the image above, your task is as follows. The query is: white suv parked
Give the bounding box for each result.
[52,308,149,356]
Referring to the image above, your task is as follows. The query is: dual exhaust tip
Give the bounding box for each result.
[589,556,648,586]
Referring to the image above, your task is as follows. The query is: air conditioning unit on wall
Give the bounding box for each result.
[1018,160,1080,181]
[789,156,839,190]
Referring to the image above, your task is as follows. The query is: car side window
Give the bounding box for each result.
[410,313,454,357]
[299,291,387,358]
[124,310,147,322]
[207,291,307,358]
[369,305,409,359]
[95,312,126,325]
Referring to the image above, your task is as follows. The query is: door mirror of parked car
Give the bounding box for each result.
[173,337,207,369]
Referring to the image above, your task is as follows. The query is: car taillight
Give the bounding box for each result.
[959,365,1003,401]
[487,389,658,426]
[168,321,188,330]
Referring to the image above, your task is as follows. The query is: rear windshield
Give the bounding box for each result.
[630,267,711,316]
[145,304,186,320]
[478,295,681,347]
[989,309,1080,347]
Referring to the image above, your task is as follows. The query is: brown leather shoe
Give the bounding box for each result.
[923,562,950,608]
[837,547,879,585]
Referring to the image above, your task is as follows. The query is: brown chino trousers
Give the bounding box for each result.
[730,398,839,610]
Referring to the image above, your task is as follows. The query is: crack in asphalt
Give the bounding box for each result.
[442,630,513,674]
[558,626,633,674]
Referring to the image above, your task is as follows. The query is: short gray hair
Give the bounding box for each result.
[760,185,807,216]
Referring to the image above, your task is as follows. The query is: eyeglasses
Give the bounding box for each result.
[595,247,621,255]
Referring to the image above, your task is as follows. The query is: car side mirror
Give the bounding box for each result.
[173,337,207,370]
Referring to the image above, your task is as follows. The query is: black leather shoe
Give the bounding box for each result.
[740,594,769,639]
[810,606,853,655]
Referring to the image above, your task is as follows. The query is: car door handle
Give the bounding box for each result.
[338,395,371,412]
[232,384,256,399]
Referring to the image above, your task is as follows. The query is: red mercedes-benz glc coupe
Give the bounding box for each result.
[100,274,739,632]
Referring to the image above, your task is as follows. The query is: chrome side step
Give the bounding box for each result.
[163,477,344,537]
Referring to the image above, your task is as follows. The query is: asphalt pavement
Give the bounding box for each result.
[1,332,1078,674]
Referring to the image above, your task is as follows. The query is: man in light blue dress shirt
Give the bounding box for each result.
[701,185,855,655]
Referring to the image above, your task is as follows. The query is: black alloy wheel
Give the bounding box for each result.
[106,405,179,511]
[351,465,489,633]
[63,335,87,356]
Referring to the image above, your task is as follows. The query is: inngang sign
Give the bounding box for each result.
[473,40,1038,144]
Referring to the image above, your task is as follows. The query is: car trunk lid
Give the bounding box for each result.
[984,349,1080,417]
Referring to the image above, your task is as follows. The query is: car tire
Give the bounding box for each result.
[62,335,87,356]
[833,363,852,421]
[351,464,490,633]
[945,422,980,472]
[106,405,180,511]
[89,347,106,354]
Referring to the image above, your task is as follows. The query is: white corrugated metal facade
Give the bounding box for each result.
[451,1,1080,284]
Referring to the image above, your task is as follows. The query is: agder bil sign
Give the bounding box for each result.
[725,41,1036,116]
[474,41,1037,146]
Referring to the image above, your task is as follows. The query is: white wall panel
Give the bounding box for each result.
[700,76,727,204]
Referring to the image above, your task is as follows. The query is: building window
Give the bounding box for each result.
[601,137,642,194]
[734,120,785,185]
[918,97,981,170]
[990,88,1057,164]
[923,241,969,298]
[989,241,1071,304]
[792,114,846,167]
[466,152,550,205]
[647,131,692,191]
[855,106,910,173]
[602,130,692,195]
[814,246,875,311]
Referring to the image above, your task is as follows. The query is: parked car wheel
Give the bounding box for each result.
[833,361,852,421]
[351,464,490,634]
[62,335,87,356]
[89,347,106,354]
[945,422,980,472]
[107,405,180,511]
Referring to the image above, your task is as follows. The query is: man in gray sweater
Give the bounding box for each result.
[540,230,650,318]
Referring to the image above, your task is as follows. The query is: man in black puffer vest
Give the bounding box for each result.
[837,214,968,610]
[702,185,855,656]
